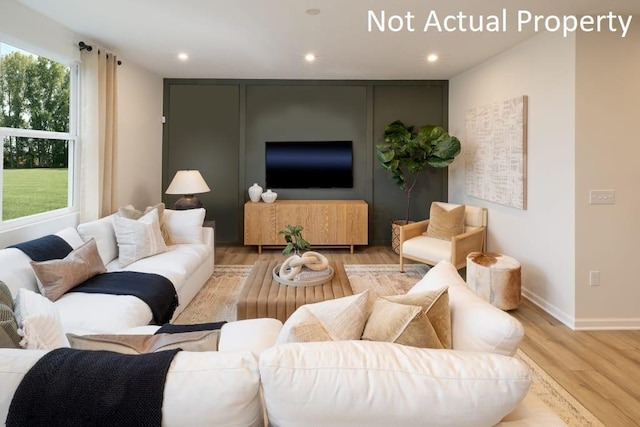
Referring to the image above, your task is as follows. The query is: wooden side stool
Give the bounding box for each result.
[466,252,521,310]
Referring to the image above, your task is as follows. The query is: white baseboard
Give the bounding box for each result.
[522,288,640,330]
[572,318,640,330]
[521,288,575,329]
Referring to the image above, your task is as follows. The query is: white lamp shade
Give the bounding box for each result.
[165,170,211,195]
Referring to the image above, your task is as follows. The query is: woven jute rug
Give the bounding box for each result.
[176,264,601,426]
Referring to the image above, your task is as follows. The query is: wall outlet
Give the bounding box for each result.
[589,271,600,286]
[589,189,615,205]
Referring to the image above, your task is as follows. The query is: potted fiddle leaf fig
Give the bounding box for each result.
[377,120,461,252]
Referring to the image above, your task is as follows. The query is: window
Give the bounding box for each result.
[0,41,77,223]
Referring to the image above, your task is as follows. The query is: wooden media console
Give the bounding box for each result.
[243,200,368,253]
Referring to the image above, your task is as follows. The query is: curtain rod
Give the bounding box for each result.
[78,41,122,65]
[78,41,92,51]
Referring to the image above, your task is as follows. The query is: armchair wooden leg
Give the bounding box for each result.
[399,255,404,273]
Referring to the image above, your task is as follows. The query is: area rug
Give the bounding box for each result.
[176,264,601,426]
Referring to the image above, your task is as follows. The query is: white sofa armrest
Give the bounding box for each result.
[201,226,214,253]
[409,261,524,356]
[219,318,283,354]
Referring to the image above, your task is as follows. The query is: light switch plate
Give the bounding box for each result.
[589,189,615,205]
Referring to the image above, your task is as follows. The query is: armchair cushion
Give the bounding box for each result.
[402,235,452,264]
[426,202,465,240]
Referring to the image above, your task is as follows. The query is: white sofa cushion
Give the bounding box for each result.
[0,249,38,295]
[409,261,524,356]
[163,208,206,244]
[106,243,210,299]
[55,226,86,249]
[163,351,264,427]
[77,214,119,265]
[54,293,152,335]
[218,318,283,354]
[260,340,531,427]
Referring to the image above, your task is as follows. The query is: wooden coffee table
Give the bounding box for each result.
[236,260,354,322]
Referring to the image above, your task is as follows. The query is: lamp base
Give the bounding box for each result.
[174,195,203,210]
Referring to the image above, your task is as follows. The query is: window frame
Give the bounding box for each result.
[0,41,79,229]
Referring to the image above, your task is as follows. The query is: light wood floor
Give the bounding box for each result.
[217,245,640,426]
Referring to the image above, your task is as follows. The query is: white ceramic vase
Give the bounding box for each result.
[261,189,278,203]
[248,183,263,202]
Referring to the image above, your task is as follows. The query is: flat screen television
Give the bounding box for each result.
[265,141,353,189]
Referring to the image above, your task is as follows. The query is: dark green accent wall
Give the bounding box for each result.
[163,80,448,246]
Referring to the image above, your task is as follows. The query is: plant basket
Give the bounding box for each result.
[391,220,413,255]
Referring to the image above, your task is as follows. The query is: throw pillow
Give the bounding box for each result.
[13,288,69,349]
[30,239,106,302]
[77,214,119,266]
[66,330,220,354]
[426,202,465,240]
[277,291,370,345]
[0,280,13,308]
[362,287,451,349]
[0,282,21,348]
[163,208,206,244]
[0,303,21,348]
[113,208,168,267]
[119,203,172,245]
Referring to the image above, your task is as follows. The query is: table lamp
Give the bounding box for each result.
[165,170,211,210]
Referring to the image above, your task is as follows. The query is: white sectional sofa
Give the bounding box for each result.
[0,248,565,426]
[0,207,214,335]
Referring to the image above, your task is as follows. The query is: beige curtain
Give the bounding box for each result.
[79,48,119,222]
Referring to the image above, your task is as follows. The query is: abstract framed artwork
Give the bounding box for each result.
[464,95,528,209]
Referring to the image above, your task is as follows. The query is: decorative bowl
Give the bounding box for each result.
[273,264,334,287]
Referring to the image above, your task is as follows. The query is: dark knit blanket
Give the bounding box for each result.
[9,234,73,261]
[6,347,180,427]
[155,320,227,334]
[70,271,179,325]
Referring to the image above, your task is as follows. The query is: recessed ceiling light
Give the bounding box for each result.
[306,8,320,16]
[178,53,189,61]
[427,54,439,63]
[305,53,316,62]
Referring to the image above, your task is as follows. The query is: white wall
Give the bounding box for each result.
[116,60,163,209]
[449,32,577,326]
[0,0,79,64]
[574,24,640,329]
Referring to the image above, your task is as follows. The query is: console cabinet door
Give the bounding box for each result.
[244,203,277,245]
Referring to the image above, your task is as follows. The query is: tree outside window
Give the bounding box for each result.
[0,42,73,221]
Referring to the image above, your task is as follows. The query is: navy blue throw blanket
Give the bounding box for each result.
[10,234,73,261]
[70,271,179,325]
[7,347,180,427]
[155,320,227,334]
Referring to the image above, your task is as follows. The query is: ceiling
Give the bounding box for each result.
[17,0,640,80]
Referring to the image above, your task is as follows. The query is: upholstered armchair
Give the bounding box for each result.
[399,202,487,271]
